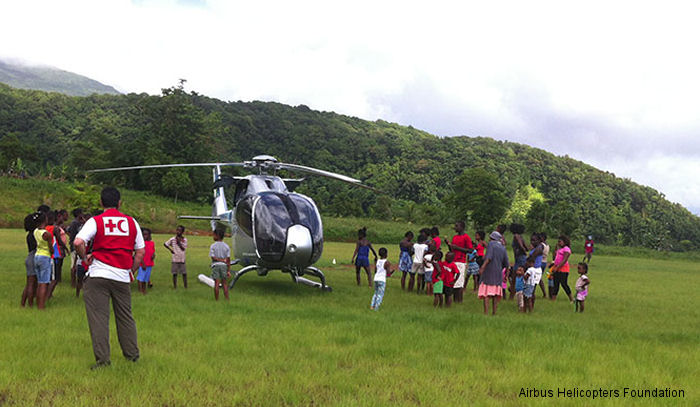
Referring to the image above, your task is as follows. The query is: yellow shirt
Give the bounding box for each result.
[34,228,52,257]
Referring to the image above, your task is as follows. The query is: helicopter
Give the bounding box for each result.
[89,155,376,292]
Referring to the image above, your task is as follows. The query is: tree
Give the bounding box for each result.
[451,168,509,229]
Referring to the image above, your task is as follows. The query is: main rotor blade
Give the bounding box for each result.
[276,163,380,191]
[87,162,245,173]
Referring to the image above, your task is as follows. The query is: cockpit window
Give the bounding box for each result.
[252,192,323,264]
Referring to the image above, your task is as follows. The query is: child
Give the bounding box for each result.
[474,230,486,266]
[136,228,156,295]
[33,212,53,310]
[523,260,542,312]
[431,251,444,307]
[210,230,231,301]
[351,227,377,287]
[430,227,441,251]
[575,263,590,312]
[423,242,435,296]
[514,267,525,312]
[164,225,188,289]
[439,251,459,308]
[466,247,480,292]
[538,233,549,298]
[370,248,393,310]
[73,213,92,297]
[412,234,428,293]
[398,231,414,290]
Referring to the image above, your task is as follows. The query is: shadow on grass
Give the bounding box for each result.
[234,275,328,297]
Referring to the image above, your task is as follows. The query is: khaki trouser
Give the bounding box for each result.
[83,277,139,363]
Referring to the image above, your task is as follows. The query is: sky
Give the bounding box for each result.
[1,0,699,214]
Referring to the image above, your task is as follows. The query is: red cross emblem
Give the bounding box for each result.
[105,219,118,233]
[103,217,129,236]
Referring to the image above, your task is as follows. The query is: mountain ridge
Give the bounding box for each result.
[0,59,120,96]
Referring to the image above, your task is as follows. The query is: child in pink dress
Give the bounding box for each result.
[574,263,590,312]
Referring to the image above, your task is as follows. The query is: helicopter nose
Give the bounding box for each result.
[284,225,313,267]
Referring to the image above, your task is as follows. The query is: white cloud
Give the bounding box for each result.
[1,0,700,212]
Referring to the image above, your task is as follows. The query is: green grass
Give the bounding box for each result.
[0,229,698,406]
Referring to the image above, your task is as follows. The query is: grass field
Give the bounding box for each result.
[0,229,698,406]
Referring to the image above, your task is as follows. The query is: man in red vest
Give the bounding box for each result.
[74,187,145,369]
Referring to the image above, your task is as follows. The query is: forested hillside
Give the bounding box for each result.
[1,82,698,250]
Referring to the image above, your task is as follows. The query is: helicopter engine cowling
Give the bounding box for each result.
[283,225,314,268]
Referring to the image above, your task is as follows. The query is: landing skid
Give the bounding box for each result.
[227,264,331,292]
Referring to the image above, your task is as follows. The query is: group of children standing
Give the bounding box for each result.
[355,223,591,314]
[21,203,235,307]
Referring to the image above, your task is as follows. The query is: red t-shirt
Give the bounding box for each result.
[438,261,459,287]
[141,240,156,267]
[476,241,485,257]
[433,236,442,251]
[451,234,473,263]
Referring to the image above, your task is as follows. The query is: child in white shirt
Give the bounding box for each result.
[523,260,542,312]
[371,248,394,311]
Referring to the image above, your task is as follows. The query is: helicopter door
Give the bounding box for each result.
[252,192,323,265]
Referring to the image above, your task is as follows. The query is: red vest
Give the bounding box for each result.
[91,209,138,269]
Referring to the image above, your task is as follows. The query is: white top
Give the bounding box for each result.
[542,243,550,262]
[525,266,542,285]
[412,243,428,264]
[374,259,388,282]
[424,253,434,273]
[209,241,231,267]
[76,216,145,283]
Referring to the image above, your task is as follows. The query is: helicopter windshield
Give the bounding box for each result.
[253,192,323,264]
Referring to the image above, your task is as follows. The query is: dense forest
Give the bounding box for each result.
[1,82,698,250]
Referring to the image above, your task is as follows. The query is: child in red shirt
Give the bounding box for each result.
[431,251,444,307]
[136,228,156,294]
[438,251,460,308]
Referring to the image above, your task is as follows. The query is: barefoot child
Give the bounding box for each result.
[575,263,590,312]
[523,259,541,312]
[466,247,480,291]
[439,251,459,308]
[136,228,155,295]
[423,242,435,296]
[398,231,414,290]
[210,230,231,301]
[164,225,188,289]
[431,251,444,307]
[351,227,377,287]
[514,267,525,312]
[412,234,429,293]
[370,248,393,310]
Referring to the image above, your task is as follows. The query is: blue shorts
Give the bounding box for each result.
[25,251,36,276]
[137,266,152,282]
[355,256,370,268]
[423,270,433,283]
[34,255,52,284]
[523,284,535,298]
[467,262,479,276]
